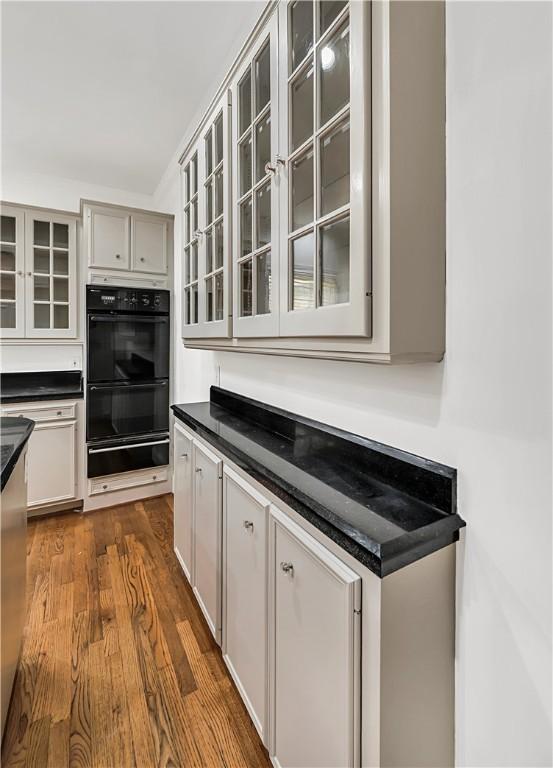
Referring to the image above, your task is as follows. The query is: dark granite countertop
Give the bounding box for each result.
[171,387,465,578]
[0,370,83,403]
[1,417,34,491]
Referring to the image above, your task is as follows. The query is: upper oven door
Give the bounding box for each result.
[87,313,169,383]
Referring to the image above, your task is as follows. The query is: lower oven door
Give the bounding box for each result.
[87,435,170,478]
[87,380,169,441]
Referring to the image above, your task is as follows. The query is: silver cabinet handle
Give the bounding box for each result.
[264,155,285,175]
[280,562,294,575]
[243,520,254,532]
[181,452,188,459]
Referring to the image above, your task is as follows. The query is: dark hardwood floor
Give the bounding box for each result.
[1,495,271,767]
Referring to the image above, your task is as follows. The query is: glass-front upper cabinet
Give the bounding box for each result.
[0,205,25,337]
[182,92,232,338]
[278,0,371,337]
[231,14,279,338]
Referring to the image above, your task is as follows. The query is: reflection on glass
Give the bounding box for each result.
[206,180,213,225]
[255,43,270,115]
[291,65,313,150]
[1,301,15,328]
[291,149,314,231]
[0,273,15,301]
[191,154,198,194]
[53,250,69,275]
[215,220,224,269]
[240,259,253,316]
[215,112,224,165]
[205,129,213,177]
[257,251,271,315]
[192,284,198,323]
[53,223,68,249]
[53,277,68,302]
[205,229,213,273]
[319,0,347,35]
[184,247,190,284]
[54,304,69,329]
[34,303,50,329]
[240,133,252,196]
[34,220,50,247]
[320,216,350,305]
[34,249,50,274]
[290,0,313,73]
[240,198,252,257]
[214,169,223,218]
[255,112,271,183]
[320,24,350,126]
[292,231,315,310]
[185,288,191,324]
[256,182,271,248]
[192,199,198,234]
[320,120,350,215]
[239,70,252,134]
[34,275,50,301]
[1,216,15,244]
[1,245,16,272]
[215,272,223,320]
[191,242,198,281]
[183,167,190,204]
[206,277,214,322]
[184,208,190,244]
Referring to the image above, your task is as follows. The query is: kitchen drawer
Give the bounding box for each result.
[1,401,77,422]
[89,466,168,495]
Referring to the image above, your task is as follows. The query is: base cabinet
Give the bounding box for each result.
[26,420,77,507]
[222,467,269,742]
[173,423,194,581]
[269,507,361,768]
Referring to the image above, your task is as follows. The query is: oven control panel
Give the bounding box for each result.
[86,285,170,314]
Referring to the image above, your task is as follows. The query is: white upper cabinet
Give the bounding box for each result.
[0,205,25,338]
[231,14,280,338]
[182,92,232,338]
[87,205,131,271]
[131,213,168,274]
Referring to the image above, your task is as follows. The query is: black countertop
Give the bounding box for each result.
[172,387,465,578]
[1,417,34,491]
[0,370,83,403]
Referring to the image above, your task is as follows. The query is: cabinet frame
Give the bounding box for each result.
[0,204,25,338]
[26,419,77,507]
[131,212,168,275]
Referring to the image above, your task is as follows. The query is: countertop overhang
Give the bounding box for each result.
[1,417,34,491]
[172,387,465,577]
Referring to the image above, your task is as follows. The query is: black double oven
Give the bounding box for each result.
[86,285,170,478]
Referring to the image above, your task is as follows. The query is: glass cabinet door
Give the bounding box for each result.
[278,0,372,337]
[24,212,77,338]
[0,205,25,337]
[181,91,232,339]
[232,14,279,338]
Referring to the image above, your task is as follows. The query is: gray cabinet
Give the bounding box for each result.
[87,205,130,271]
[173,422,194,581]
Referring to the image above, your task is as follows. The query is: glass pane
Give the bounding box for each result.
[206,277,214,322]
[185,288,191,324]
[34,275,50,301]
[54,304,69,329]
[240,259,253,316]
[255,112,271,183]
[1,216,16,243]
[33,220,50,247]
[205,229,213,274]
[34,248,50,274]
[192,199,198,234]
[205,129,213,177]
[184,247,190,284]
[320,24,350,126]
[214,169,223,218]
[320,216,350,305]
[192,283,198,323]
[0,301,15,328]
[215,272,224,321]
[1,244,16,271]
[321,120,350,215]
[255,43,270,115]
[256,182,271,248]
[291,65,313,151]
[206,180,213,226]
[183,166,190,204]
[53,223,68,249]
[34,303,50,329]
[191,154,198,195]
[0,273,15,301]
[239,69,252,135]
[240,197,253,257]
[191,243,198,282]
[53,250,69,275]
[239,133,252,196]
[184,207,190,244]
[319,0,347,35]
[291,148,314,231]
[215,220,224,269]
[290,0,313,73]
[53,277,68,302]
[215,112,224,165]
[292,231,315,310]
[257,251,271,315]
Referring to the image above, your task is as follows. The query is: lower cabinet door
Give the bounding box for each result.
[27,420,77,507]
[222,467,269,743]
[173,424,193,581]
[270,506,361,768]
[192,439,222,642]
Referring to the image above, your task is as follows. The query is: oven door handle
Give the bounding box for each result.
[88,315,168,322]
[89,381,167,391]
[88,438,170,454]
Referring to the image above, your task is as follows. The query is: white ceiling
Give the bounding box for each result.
[1,1,265,194]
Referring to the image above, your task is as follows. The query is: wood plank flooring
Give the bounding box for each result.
[2,495,271,768]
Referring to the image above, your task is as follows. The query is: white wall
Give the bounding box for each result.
[160,1,553,765]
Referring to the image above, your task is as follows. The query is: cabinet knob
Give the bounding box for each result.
[140,257,145,262]
[102,484,108,490]
[280,561,294,576]
[181,452,188,459]
[56,411,62,416]
[195,467,202,473]
[17,270,23,276]
[115,253,121,259]
[27,271,32,277]
[153,474,157,480]
[243,520,254,532]
[264,156,285,176]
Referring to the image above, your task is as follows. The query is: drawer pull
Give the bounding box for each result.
[243,520,254,532]
[280,562,294,576]
[181,452,188,459]
[57,411,62,416]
